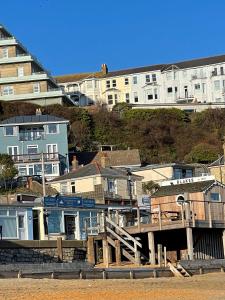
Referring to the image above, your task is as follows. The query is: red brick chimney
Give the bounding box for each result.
[101,64,108,75]
[72,155,79,171]
[100,153,110,168]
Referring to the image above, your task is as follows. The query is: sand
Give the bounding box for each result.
[0,272,224,300]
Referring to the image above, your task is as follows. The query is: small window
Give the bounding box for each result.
[214,80,220,91]
[134,92,138,102]
[47,124,58,134]
[213,67,217,76]
[124,78,129,85]
[210,193,220,201]
[220,66,224,75]
[33,83,40,93]
[112,80,116,87]
[152,74,157,82]
[4,126,17,136]
[167,87,173,93]
[106,80,110,88]
[2,47,8,58]
[175,87,178,92]
[2,86,14,95]
[154,88,158,99]
[148,94,153,100]
[107,95,113,105]
[125,93,130,103]
[27,145,38,155]
[133,76,137,84]
[195,84,201,90]
[145,75,150,83]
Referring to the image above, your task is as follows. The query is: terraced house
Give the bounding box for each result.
[0,24,72,106]
[0,110,69,180]
[56,55,225,112]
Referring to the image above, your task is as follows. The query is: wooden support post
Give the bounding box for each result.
[102,238,110,268]
[134,245,141,265]
[137,207,141,232]
[157,244,163,267]
[186,227,194,260]
[87,236,95,264]
[181,204,185,227]
[115,240,121,266]
[191,201,196,227]
[57,237,63,262]
[108,244,112,264]
[208,202,212,228]
[222,230,225,259]
[164,246,167,266]
[115,210,119,225]
[158,204,162,230]
[148,231,156,265]
[129,270,134,279]
[185,201,191,222]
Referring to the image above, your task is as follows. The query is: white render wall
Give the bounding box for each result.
[58,60,225,110]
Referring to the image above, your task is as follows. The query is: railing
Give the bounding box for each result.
[19,131,45,141]
[11,152,59,163]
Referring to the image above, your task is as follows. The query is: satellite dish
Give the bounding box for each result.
[176,194,185,206]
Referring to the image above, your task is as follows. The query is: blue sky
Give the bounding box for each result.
[1,0,225,75]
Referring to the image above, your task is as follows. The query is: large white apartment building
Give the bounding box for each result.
[56,55,225,111]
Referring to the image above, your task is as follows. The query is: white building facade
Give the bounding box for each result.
[55,55,225,111]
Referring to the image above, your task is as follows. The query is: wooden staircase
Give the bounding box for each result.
[168,262,191,277]
[104,217,142,264]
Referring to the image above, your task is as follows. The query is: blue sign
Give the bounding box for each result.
[44,196,95,208]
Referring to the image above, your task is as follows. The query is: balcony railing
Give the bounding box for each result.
[19,131,45,141]
[11,152,59,163]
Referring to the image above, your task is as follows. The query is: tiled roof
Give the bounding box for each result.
[152,180,216,197]
[0,115,69,125]
[55,54,225,82]
[55,72,103,83]
[69,149,141,167]
[49,163,142,182]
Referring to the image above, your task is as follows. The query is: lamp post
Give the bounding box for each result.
[127,169,133,206]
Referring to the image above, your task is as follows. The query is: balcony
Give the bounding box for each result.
[19,131,45,141]
[0,54,32,64]
[0,89,64,102]
[0,37,17,46]
[0,72,48,84]
[12,152,59,163]
[176,96,195,104]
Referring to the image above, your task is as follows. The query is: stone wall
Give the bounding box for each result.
[0,240,86,264]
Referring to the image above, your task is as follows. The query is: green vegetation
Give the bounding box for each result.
[0,101,224,164]
[0,154,18,190]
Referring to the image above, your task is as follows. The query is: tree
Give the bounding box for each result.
[0,154,18,190]
[184,143,219,164]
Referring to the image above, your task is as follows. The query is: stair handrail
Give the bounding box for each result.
[106,216,142,248]
[106,226,136,252]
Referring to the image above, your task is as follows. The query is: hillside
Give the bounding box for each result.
[0,101,224,165]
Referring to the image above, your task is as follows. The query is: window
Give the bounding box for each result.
[4,126,17,136]
[213,67,217,76]
[2,86,14,95]
[214,80,220,91]
[195,83,201,90]
[33,83,40,93]
[134,92,138,102]
[71,181,76,193]
[17,67,24,77]
[47,124,58,134]
[148,94,153,100]
[133,76,137,84]
[210,193,220,201]
[154,88,158,99]
[166,72,172,80]
[2,47,8,58]
[106,80,110,88]
[221,67,224,75]
[114,94,118,103]
[27,145,38,155]
[152,74,157,82]
[175,87,178,92]
[60,183,68,194]
[124,78,129,85]
[112,80,117,87]
[107,94,113,105]
[145,75,150,83]
[45,163,58,175]
[86,81,92,89]
[107,179,115,193]
[167,87,173,93]
[125,93,130,103]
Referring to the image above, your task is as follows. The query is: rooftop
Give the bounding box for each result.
[152,180,217,197]
[49,163,142,183]
[0,114,69,126]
